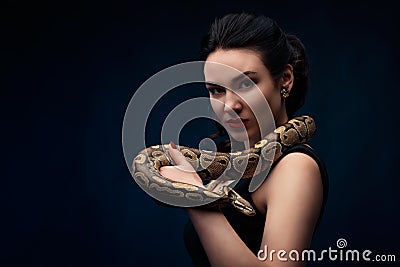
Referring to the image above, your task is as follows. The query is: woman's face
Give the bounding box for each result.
[204,49,288,146]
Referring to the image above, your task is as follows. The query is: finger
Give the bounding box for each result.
[168,142,195,172]
[170,141,177,149]
[160,166,204,187]
[168,141,185,164]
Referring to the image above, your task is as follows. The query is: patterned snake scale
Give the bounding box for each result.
[132,115,316,216]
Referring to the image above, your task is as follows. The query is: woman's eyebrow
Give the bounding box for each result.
[205,71,257,87]
[232,71,257,83]
[204,81,222,88]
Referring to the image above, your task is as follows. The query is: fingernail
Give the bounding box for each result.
[169,141,177,149]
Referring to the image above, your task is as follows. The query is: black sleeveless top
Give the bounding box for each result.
[183,144,329,267]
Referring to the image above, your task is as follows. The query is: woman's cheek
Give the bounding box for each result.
[210,98,225,120]
[239,90,275,136]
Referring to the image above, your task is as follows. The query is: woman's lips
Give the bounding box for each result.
[226,118,249,129]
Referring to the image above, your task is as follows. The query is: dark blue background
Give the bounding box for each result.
[2,1,399,266]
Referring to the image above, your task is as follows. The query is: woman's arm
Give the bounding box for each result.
[187,208,264,267]
[161,145,323,267]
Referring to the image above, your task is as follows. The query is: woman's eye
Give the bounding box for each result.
[207,87,225,95]
[239,79,254,89]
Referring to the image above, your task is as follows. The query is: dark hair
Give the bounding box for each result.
[200,12,309,118]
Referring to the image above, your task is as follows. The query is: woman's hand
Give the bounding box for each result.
[159,142,205,188]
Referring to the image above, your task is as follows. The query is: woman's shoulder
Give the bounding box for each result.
[251,143,328,214]
[271,143,329,183]
[276,143,322,165]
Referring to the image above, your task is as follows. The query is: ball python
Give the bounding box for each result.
[132,115,316,216]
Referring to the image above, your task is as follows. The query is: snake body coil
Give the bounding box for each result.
[132,115,316,216]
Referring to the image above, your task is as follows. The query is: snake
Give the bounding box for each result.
[131,115,316,216]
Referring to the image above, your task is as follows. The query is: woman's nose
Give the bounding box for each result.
[224,90,243,113]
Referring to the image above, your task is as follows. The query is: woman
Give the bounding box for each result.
[160,13,328,267]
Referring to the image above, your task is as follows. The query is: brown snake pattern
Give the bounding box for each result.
[132,115,316,216]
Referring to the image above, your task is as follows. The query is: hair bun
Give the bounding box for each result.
[285,34,310,117]
[286,34,309,78]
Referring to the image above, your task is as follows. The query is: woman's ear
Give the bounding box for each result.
[280,64,294,91]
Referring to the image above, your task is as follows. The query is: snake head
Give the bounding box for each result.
[227,188,256,216]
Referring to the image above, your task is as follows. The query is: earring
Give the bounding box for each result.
[280,87,290,98]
